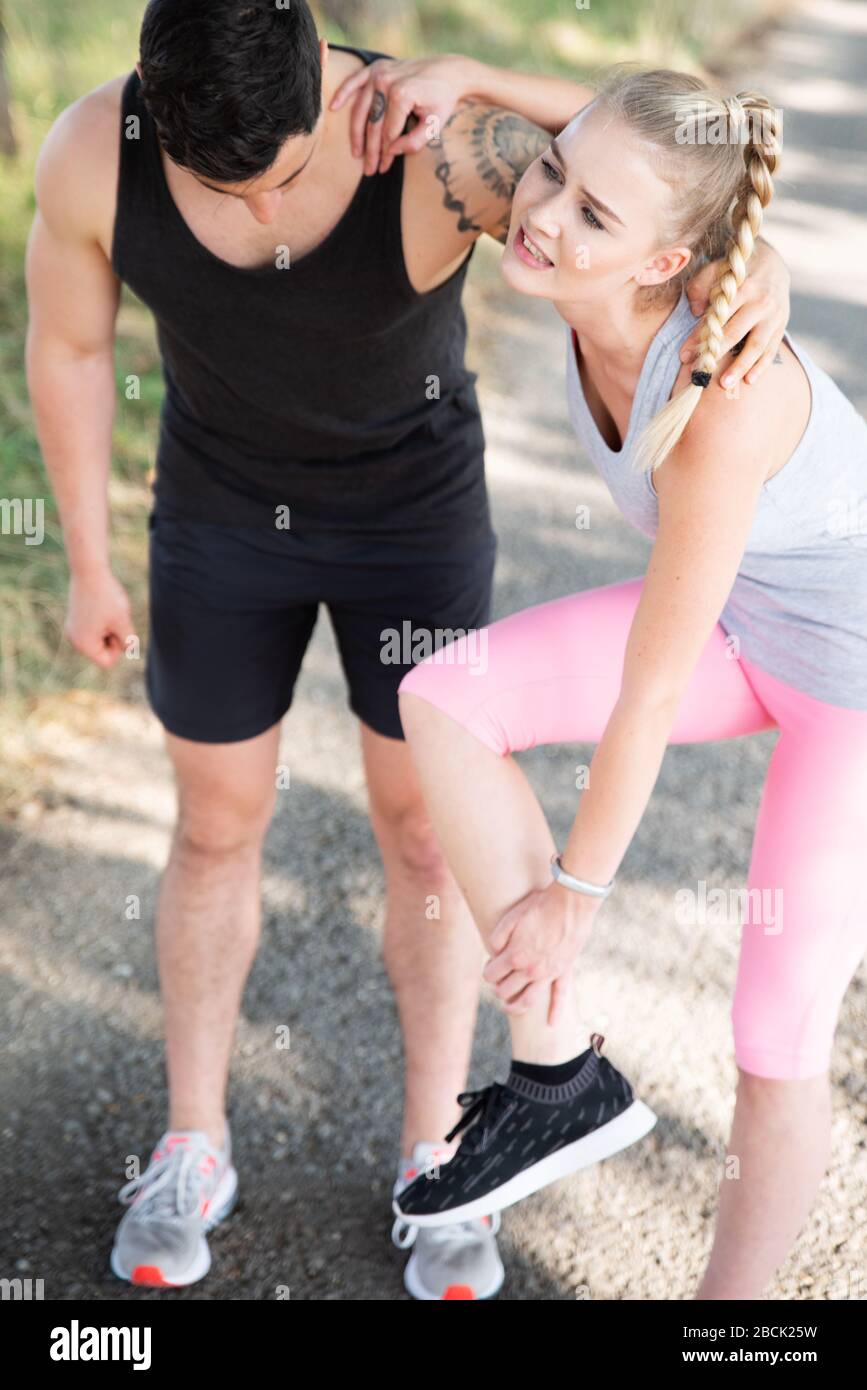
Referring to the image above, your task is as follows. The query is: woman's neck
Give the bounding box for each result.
[555,286,682,386]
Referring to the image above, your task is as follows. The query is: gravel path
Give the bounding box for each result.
[2,0,866,1300]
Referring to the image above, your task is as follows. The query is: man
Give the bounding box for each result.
[25,0,789,1299]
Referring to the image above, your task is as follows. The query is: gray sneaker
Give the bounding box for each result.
[110,1126,238,1287]
[393,1144,505,1300]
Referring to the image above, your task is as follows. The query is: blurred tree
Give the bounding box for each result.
[0,4,16,156]
[318,0,412,50]
[319,0,403,31]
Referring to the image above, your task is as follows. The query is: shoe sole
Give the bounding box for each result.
[110,1165,239,1288]
[403,1250,505,1301]
[393,1098,657,1229]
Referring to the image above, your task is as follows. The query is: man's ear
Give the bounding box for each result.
[135,60,142,79]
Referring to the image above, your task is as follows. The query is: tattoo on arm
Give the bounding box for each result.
[431,103,551,243]
[469,106,551,195]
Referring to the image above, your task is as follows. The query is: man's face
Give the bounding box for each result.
[187,125,322,225]
[139,36,327,226]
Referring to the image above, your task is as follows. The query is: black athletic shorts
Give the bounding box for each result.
[146,513,498,744]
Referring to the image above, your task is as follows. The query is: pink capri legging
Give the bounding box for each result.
[398,577,867,1080]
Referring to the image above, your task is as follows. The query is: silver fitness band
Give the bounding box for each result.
[550,852,614,899]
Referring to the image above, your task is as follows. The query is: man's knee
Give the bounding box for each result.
[373,800,451,883]
[167,728,279,858]
[175,798,273,858]
[174,772,276,858]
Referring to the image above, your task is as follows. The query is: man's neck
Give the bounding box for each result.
[309,46,369,179]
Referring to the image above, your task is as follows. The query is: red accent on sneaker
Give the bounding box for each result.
[131,1265,178,1288]
[443,1285,476,1300]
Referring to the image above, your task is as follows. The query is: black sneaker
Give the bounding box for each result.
[392,1034,656,1227]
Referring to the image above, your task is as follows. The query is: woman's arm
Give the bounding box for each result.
[332,55,791,385]
[330,53,592,174]
[681,240,791,388]
[485,362,787,1016]
[433,57,594,135]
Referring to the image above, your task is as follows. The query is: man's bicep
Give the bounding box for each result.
[27,97,122,351]
[433,102,550,243]
[402,101,550,290]
[26,210,120,353]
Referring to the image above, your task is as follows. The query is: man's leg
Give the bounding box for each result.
[157,722,281,1148]
[359,720,485,1155]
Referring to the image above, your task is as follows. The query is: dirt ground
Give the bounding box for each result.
[1,0,866,1299]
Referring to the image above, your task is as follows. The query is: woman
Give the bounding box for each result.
[392,68,867,1299]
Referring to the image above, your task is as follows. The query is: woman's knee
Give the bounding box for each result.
[398,665,471,735]
[398,686,506,758]
[397,620,513,754]
[731,997,834,1083]
[734,1065,829,1093]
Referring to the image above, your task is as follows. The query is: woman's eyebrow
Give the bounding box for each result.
[583,188,624,227]
[549,137,624,227]
[550,137,566,168]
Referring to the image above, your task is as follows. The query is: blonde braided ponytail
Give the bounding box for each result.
[631,91,782,475]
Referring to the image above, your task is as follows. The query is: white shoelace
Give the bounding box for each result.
[118,1146,216,1223]
[391,1211,501,1250]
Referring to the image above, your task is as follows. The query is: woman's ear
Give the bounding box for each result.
[636,245,692,287]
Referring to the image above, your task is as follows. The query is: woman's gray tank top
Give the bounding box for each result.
[565,291,867,709]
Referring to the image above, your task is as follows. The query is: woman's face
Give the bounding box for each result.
[500,103,689,307]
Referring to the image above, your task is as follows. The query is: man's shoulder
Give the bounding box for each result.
[41,74,127,164]
[403,100,549,249]
[35,75,128,242]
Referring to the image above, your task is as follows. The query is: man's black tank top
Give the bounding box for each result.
[111,45,492,542]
